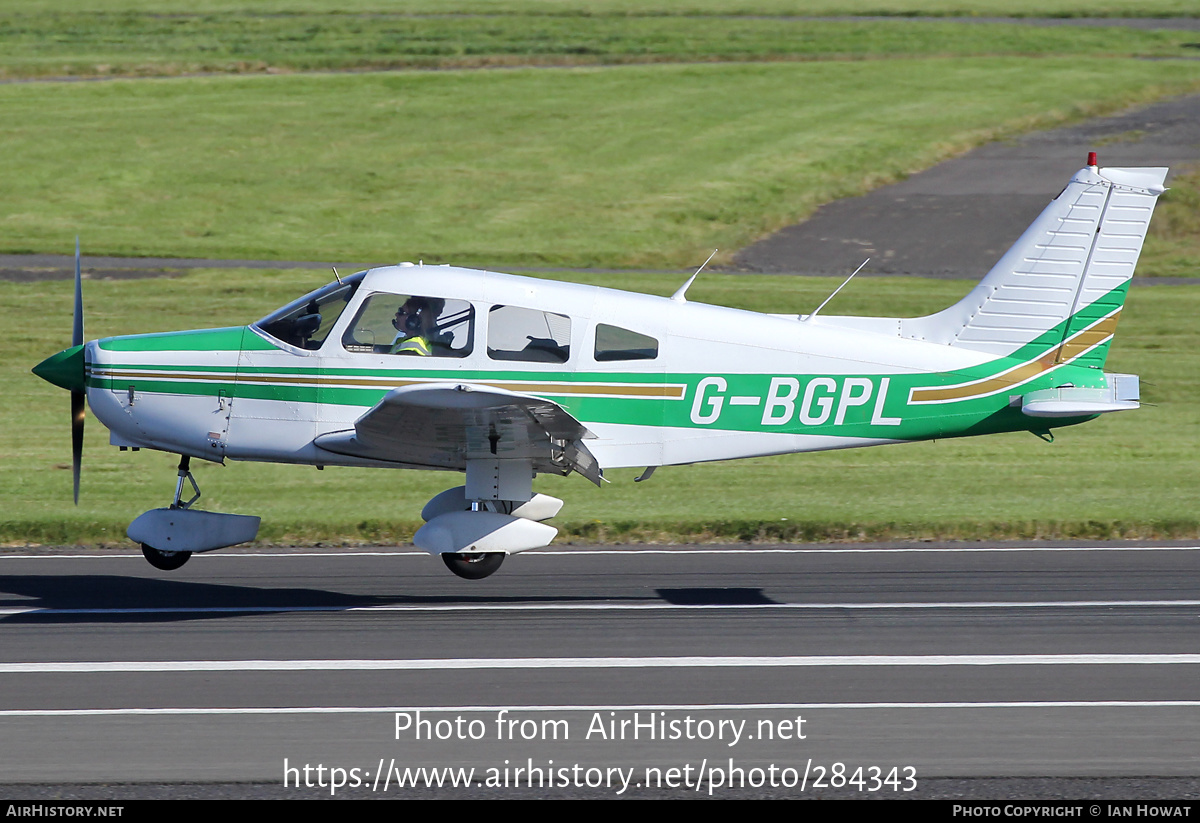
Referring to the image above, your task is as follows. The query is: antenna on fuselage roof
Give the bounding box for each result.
[331,266,343,285]
[803,257,870,322]
[671,249,718,303]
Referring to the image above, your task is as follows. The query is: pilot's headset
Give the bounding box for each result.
[404,306,423,333]
[394,299,427,334]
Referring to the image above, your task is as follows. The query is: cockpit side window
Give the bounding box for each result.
[254,273,363,350]
[487,305,571,364]
[342,293,474,358]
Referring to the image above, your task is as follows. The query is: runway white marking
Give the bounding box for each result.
[2,599,1198,617]
[533,546,1200,556]
[3,701,1199,717]
[1,654,1198,673]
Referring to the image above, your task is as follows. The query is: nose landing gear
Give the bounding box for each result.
[135,455,199,570]
[141,543,192,570]
[127,455,261,570]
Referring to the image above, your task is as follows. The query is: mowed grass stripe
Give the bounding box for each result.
[3,1,1198,18]
[4,271,1198,545]
[1,15,1195,79]
[5,59,1200,268]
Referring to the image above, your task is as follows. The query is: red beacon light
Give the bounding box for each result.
[1087,151,1098,168]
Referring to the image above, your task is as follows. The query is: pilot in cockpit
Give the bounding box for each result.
[390,296,445,356]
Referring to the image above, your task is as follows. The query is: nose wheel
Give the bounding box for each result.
[442,552,505,580]
[141,543,192,570]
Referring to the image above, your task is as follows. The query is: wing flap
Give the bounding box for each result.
[314,382,602,483]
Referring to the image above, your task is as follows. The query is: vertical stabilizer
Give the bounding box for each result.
[902,162,1167,366]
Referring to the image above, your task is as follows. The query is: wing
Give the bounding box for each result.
[313,382,603,485]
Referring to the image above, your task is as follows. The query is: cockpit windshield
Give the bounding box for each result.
[254,272,365,350]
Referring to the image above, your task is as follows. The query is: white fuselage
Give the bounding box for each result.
[86,264,999,473]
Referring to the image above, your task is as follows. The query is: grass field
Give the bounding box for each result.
[5,59,1200,269]
[3,14,1196,78]
[6,270,1198,546]
[4,2,1197,545]
[1142,167,1200,277]
[5,4,1200,270]
[3,1,1198,18]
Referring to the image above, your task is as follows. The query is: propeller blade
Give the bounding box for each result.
[71,237,84,503]
[72,236,84,347]
[71,389,84,505]
[32,239,89,503]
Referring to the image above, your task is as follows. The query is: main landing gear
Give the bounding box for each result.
[126,455,261,571]
[415,461,565,580]
[127,456,559,580]
[441,552,506,580]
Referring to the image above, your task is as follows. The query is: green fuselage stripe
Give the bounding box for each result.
[88,284,1121,441]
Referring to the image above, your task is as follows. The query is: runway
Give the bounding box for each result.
[1,543,1197,798]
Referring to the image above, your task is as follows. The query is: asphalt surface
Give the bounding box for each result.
[1,543,1198,799]
[733,93,1200,276]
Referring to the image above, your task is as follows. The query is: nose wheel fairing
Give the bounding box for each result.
[128,507,261,555]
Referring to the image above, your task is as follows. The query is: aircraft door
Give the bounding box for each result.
[226,334,320,463]
[325,292,478,436]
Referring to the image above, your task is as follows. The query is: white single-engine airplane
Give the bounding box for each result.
[34,155,1164,578]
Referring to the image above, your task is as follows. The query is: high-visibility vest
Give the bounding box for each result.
[390,335,431,356]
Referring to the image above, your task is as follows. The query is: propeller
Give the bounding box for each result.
[31,238,87,504]
[71,237,84,504]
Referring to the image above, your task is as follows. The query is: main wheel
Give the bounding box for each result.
[441,552,504,580]
[141,543,192,571]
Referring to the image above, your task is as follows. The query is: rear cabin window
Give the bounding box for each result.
[342,293,474,357]
[594,324,658,362]
[487,306,571,363]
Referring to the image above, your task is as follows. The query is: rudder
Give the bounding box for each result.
[903,159,1167,369]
